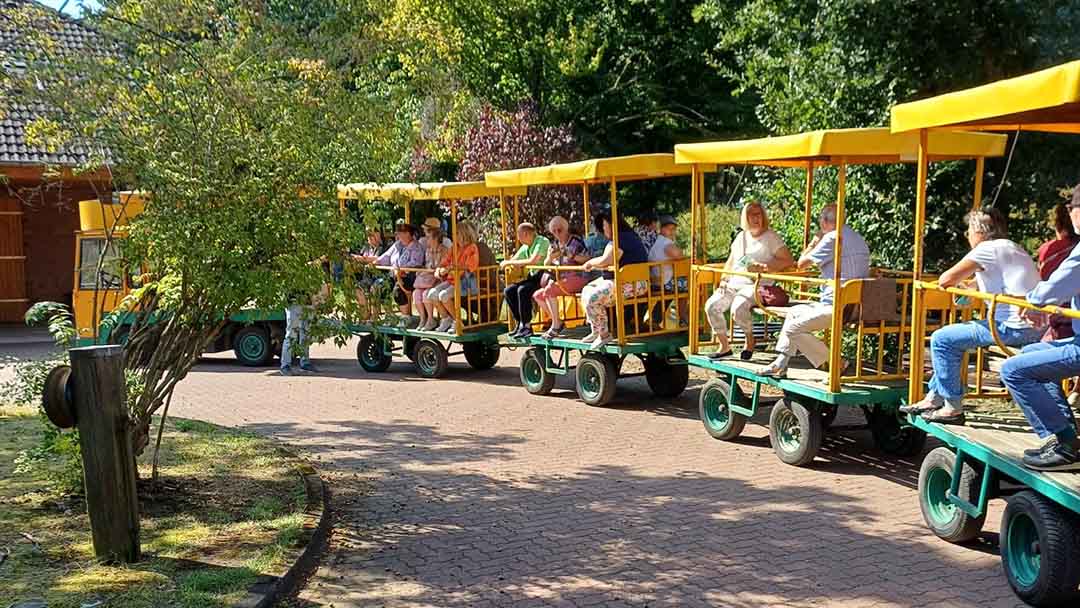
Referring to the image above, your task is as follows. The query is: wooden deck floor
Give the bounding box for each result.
[704,350,909,393]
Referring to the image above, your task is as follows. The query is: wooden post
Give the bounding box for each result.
[70,345,141,563]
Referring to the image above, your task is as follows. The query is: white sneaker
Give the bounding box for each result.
[590,334,611,350]
[582,331,600,343]
[447,321,458,334]
[420,318,438,331]
[436,318,453,332]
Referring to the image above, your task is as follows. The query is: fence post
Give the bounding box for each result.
[68,345,141,563]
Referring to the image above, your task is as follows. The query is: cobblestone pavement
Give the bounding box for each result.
[172,340,1025,608]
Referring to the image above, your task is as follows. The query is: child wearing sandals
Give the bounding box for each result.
[415,227,451,331]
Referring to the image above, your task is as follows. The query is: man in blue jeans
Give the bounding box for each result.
[1002,193,1080,471]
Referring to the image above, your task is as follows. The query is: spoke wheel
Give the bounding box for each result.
[520,347,555,395]
[463,342,500,370]
[867,405,928,456]
[576,353,617,406]
[414,339,449,379]
[1001,491,1080,607]
[699,377,748,441]
[234,325,273,367]
[768,397,823,467]
[644,353,689,398]
[918,447,985,543]
[356,334,392,372]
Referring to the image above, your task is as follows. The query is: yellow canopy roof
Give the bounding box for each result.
[674,128,1007,166]
[891,60,1080,134]
[337,181,526,201]
[484,153,709,188]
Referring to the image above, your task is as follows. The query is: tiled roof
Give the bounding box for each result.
[0,0,104,167]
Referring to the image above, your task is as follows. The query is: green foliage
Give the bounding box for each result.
[676,205,740,264]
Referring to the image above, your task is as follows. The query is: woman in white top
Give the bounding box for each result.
[903,207,1043,423]
[704,201,794,359]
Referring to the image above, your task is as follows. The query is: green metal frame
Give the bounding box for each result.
[507,332,687,377]
[911,416,1080,518]
[347,323,505,344]
[687,354,906,407]
[77,309,285,347]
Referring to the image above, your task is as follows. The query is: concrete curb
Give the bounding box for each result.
[235,462,331,608]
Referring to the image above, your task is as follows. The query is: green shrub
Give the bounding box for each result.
[676,205,741,263]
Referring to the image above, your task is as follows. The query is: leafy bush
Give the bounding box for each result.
[676,205,741,263]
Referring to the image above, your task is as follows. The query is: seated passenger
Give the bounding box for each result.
[635,213,659,251]
[426,221,481,334]
[705,201,793,359]
[1037,202,1080,341]
[580,212,649,349]
[501,222,551,338]
[415,225,451,331]
[351,229,387,318]
[361,223,425,325]
[533,216,589,339]
[648,214,690,326]
[904,207,1043,423]
[420,217,453,249]
[1001,193,1080,471]
[761,204,869,378]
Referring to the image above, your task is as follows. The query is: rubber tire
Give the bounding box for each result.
[356,334,392,372]
[768,398,824,467]
[867,406,928,457]
[917,447,986,543]
[576,353,618,406]
[821,404,839,429]
[403,336,419,362]
[644,353,690,398]
[698,377,748,441]
[520,347,555,395]
[234,325,274,367]
[414,339,449,379]
[1000,490,1080,607]
[463,342,500,370]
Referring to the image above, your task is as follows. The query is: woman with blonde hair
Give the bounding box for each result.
[704,201,794,359]
[426,221,481,333]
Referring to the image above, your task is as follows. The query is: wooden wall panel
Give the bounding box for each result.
[0,195,28,322]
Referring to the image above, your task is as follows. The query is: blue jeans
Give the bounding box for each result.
[927,320,1043,401]
[1001,338,1080,440]
[281,303,311,369]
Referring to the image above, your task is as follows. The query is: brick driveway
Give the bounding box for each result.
[173,340,1024,607]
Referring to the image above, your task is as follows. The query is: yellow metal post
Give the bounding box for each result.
[908,130,931,405]
[498,190,510,259]
[802,162,815,250]
[610,177,624,345]
[689,165,700,354]
[583,183,591,235]
[513,195,520,231]
[973,157,985,208]
[405,200,411,226]
[827,160,847,392]
[450,200,461,336]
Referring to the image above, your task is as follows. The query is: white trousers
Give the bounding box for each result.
[774,303,834,368]
[704,284,755,340]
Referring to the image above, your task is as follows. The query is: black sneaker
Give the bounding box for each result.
[1022,439,1080,472]
[1024,436,1058,459]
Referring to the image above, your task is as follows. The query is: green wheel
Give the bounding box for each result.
[867,405,927,457]
[356,334,392,372]
[644,353,689,398]
[698,377,748,441]
[520,347,555,395]
[1001,491,1080,606]
[768,397,823,467]
[414,339,449,379]
[917,447,985,543]
[402,336,420,362]
[234,325,273,367]
[575,353,617,406]
[463,342,500,370]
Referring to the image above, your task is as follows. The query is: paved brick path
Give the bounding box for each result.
[173,341,1025,607]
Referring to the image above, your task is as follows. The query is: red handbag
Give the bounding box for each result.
[758,284,789,307]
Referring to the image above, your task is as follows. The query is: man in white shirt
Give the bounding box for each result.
[903,207,1043,424]
[761,204,870,377]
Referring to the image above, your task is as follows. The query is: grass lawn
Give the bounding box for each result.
[0,405,310,608]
